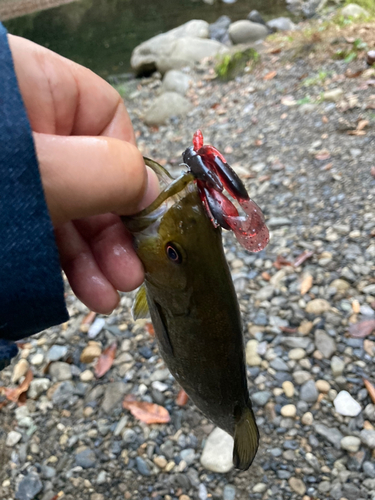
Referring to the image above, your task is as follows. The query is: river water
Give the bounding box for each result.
[4,0,288,78]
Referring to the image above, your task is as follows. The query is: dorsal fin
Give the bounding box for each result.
[132,284,150,320]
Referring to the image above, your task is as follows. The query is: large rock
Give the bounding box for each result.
[200,427,234,473]
[209,15,231,42]
[228,20,268,44]
[144,92,190,126]
[341,3,369,18]
[131,19,209,74]
[267,17,296,32]
[157,37,228,74]
[161,70,192,95]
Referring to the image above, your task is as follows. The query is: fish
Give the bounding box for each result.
[122,131,269,470]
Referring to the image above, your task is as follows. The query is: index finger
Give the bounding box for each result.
[8,34,135,143]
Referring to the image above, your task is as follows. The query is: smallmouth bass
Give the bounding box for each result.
[122,131,269,470]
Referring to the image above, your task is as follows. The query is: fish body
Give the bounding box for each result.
[123,159,259,470]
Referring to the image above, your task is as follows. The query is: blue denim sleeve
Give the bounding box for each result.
[0,23,69,366]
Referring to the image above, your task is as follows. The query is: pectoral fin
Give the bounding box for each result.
[132,284,150,320]
[153,301,174,357]
[233,404,259,470]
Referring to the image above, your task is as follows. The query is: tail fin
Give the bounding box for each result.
[233,405,259,470]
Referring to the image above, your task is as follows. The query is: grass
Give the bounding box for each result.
[302,70,331,87]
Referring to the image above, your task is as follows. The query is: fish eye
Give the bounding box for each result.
[166,243,182,264]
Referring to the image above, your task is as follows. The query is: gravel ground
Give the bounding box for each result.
[1,15,375,500]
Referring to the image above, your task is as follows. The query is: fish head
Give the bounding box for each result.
[122,162,222,293]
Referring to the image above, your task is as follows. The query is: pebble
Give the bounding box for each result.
[341,436,361,453]
[252,391,271,406]
[363,461,375,478]
[288,348,305,360]
[80,341,102,363]
[12,359,29,383]
[47,345,68,361]
[28,378,51,399]
[282,381,295,398]
[334,391,361,417]
[80,369,94,382]
[360,429,375,449]
[246,339,261,366]
[200,427,233,473]
[281,404,296,418]
[88,318,106,339]
[293,370,312,385]
[49,362,72,381]
[331,356,345,376]
[30,353,44,366]
[305,298,331,314]
[316,379,330,393]
[135,456,151,476]
[314,330,336,358]
[15,471,43,500]
[154,456,167,469]
[315,424,343,449]
[253,483,267,493]
[223,484,236,500]
[300,379,318,403]
[289,477,306,495]
[6,430,22,447]
[302,412,314,425]
[75,448,97,468]
[323,88,344,102]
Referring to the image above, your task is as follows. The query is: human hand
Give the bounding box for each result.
[8,35,159,315]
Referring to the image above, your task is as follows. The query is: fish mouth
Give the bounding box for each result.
[122,158,195,234]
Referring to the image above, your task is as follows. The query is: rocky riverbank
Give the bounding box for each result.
[0,0,77,21]
[1,3,375,500]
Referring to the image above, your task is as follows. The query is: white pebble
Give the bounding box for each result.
[88,318,106,339]
[334,391,361,417]
[6,431,22,447]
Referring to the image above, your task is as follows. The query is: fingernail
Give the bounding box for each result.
[137,166,160,211]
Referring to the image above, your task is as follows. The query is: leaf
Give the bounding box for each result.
[145,322,155,337]
[264,70,277,80]
[123,395,170,424]
[3,369,33,403]
[364,379,375,404]
[293,250,314,267]
[349,319,375,338]
[274,255,292,270]
[95,342,117,378]
[80,311,96,332]
[176,389,189,406]
[301,275,313,295]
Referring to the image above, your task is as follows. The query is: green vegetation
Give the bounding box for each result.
[333,37,368,62]
[302,70,331,87]
[215,48,260,81]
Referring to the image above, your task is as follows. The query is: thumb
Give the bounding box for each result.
[33,132,160,226]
